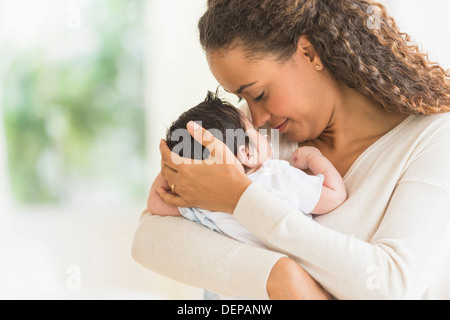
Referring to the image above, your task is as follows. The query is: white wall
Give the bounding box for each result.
[143,0,219,181]
[381,0,450,69]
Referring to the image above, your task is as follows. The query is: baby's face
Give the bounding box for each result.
[242,117,273,164]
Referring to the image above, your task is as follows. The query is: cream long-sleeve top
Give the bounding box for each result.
[132,110,450,300]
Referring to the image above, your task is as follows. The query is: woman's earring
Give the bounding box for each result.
[315,64,321,70]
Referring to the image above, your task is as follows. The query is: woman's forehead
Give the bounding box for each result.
[207,48,278,92]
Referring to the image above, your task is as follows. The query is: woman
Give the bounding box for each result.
[132,0,450,299]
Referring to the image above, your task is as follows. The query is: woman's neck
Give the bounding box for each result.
[307,85,409,176]
[324,85,406,149]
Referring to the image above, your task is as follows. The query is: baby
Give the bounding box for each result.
[147,92,347,297]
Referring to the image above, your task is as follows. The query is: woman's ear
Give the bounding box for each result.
[297,35,322,70]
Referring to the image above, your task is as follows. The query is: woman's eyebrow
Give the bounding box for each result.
[221,82,258,95]
[235,82,258,94]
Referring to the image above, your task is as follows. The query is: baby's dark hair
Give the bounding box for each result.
[166,91,251,162]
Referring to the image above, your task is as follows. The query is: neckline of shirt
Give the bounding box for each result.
[343,115,418,182]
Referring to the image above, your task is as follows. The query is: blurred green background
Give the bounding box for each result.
[1,0,147,205]
[0,0,212,300]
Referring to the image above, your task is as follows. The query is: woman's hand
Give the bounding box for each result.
[267,258,332,300]
[157,121,253,214]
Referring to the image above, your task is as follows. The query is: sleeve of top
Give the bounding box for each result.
[283,165,324,214]
[253,161,323,215]
[131,210,287,299]
[233,125,450,299]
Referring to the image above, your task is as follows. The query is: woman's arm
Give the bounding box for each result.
[267,257,332,300]
[234,171,450,299]
[254,119,450,299]
[292,146,347,214]
[131,210,287,299]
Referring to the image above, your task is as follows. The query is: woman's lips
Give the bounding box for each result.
[276,120,289,133]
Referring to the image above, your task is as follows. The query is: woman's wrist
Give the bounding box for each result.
[228,175,253,214]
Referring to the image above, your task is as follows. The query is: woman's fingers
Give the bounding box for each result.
[160,163,178,185]
[187,121,214,153]
[187,121,227,158]
[160,139,187,169]
[187,121,238,165]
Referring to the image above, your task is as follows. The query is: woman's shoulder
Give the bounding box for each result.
[353,113,450,189]
[398,113,450,191]
[398,113,450,155]
[408,112,450,134]
[395,113,450,149]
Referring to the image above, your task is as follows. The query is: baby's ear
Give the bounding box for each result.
[237,145,257,168]
[236,145,247,164]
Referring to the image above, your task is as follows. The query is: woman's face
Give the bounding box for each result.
[207,46,337,143]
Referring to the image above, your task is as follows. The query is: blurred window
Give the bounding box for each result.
[0,0,147,206]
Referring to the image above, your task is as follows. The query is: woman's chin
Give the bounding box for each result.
[283,131,301,143]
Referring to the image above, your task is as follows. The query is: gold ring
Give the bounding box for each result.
[171,184,178,196]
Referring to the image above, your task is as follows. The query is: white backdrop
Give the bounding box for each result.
[143,0,218,182]
[382,0,450,68]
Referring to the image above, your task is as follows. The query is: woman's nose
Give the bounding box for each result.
[249,104,271,128]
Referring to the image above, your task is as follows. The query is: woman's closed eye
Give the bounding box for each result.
[236,91,265,104]
[253,91,265,103]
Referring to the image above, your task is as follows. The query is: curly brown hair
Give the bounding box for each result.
[198,0,450,115]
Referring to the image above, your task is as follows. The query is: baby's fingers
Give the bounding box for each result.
[157,187,191,208]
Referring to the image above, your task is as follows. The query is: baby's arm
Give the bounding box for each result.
[147,172,182,217]
[292,147,347,215]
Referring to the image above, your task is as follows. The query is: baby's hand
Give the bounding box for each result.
[292,147,323,170]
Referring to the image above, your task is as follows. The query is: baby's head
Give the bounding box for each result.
[166,92,272,173]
